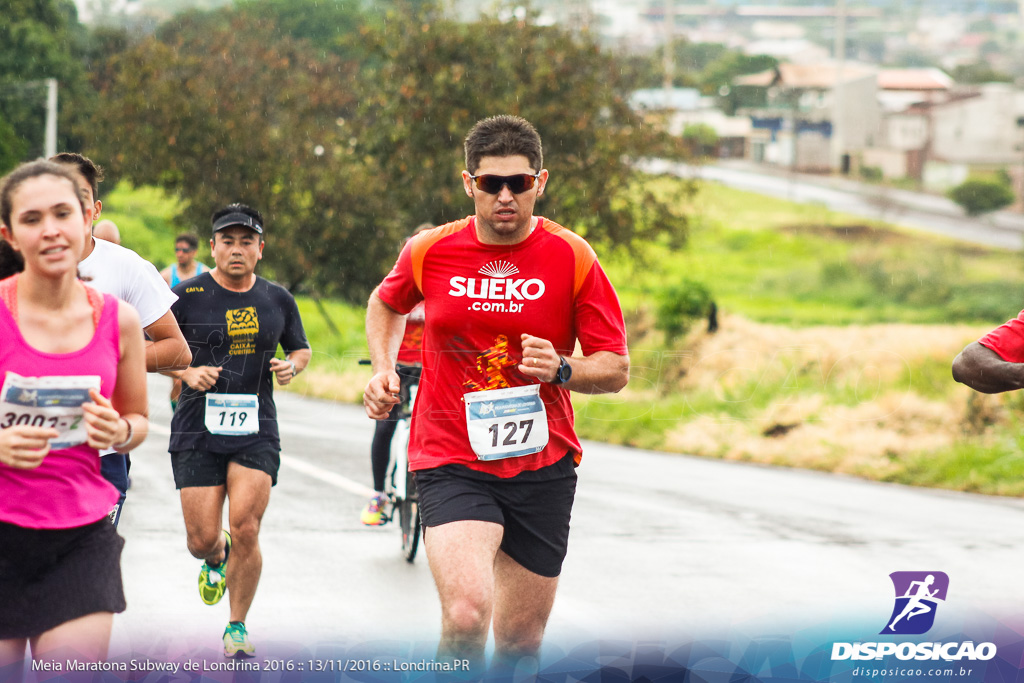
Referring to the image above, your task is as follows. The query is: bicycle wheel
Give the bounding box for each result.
[399,469,421,562]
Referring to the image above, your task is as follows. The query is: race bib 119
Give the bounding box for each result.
[205,393,260,435]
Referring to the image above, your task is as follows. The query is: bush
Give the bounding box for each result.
[655,279,713,342]
[948,179,1015,216]
[859,165,883,182]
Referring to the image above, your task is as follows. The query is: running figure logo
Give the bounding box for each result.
[881,571,949,635]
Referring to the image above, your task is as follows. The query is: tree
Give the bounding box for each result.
[0,115,28,175]
[0,0,94,161]
[347,2,690,248]
[88,1,692,300]
[950,61,1012,84]
[89,11,401,300]
[948,179,1015,216]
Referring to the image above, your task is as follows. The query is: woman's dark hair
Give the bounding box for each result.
[0,239,24,279]
[1,159,88,227]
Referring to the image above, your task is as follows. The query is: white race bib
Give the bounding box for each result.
[205,394,259,435]
[464,384,549,461]
[0,373,100,449]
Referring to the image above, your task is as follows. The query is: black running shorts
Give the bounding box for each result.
[170,442,280,489]
[0,518,126,639]
[415,451,578,578]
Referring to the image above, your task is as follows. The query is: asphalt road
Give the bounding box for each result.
[108,375,1024,663]
[645,159,1024,250]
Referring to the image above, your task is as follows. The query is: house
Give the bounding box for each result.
[863,68,954,180]
[733,61,880,173]
[629,87,752,159]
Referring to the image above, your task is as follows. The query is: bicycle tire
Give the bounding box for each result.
[399,469,421,562]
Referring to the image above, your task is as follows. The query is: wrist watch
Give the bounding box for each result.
[551,356,573,385]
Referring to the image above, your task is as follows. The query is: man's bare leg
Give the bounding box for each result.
[490,549,559,675]
[225,463,271,624]
[424,520,504,673]
[180,485,228,565]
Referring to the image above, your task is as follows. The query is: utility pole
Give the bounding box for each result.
[663,0,674,93]
[831,0,846,174]
[44,78,57,159]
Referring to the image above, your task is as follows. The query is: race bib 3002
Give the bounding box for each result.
[0,373,101,449]
[464,384,549,461]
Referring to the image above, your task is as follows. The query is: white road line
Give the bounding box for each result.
[148,421,373,497]
[280,453,376,497]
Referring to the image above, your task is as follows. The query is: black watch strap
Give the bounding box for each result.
[551,356,572,385]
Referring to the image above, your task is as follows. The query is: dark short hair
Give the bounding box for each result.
[176,233,199,250]
[1,160,88,228]
[211,203,264,241]
[50,152,104,201]
[464,115,543,174]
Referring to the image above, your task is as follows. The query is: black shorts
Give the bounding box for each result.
[170,442,280,489]
[0,518,126,639]
[415,452,577,578]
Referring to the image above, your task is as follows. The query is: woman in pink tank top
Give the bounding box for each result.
[0,161,149,671]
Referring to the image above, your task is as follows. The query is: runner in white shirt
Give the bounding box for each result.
[51,153,191,526]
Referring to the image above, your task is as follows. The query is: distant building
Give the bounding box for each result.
[734,61,880,173]
[866,84,1024,190]
[629,88,752,159]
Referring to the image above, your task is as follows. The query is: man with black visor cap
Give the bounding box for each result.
[165,203,311,658]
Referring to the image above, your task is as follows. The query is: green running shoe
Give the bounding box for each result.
[223,621,255,658]
[198,530,231,605]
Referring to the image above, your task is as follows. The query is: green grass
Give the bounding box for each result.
[888,434,1024,497]
[602,181,1024,327]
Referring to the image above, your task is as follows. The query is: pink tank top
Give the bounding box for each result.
[0,275,120,529]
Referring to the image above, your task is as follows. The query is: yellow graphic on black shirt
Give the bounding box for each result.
[463,334,517,392]
[226,307,258,356]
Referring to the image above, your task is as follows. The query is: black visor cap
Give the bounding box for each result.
[212,212,263,234]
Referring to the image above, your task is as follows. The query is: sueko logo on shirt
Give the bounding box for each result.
[449,261,545,313]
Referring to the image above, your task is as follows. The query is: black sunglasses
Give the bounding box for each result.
[468,173,540,194]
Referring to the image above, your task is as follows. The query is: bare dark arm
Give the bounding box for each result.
[952,341,1024,393]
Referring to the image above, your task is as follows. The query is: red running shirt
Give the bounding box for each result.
[396,302,425,365]
[376,216,628,478]
[979,310,1024,362]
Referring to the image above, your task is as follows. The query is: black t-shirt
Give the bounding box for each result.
[169,272,309,453]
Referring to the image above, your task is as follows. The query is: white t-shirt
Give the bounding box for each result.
[79,237,177,328]
[79,237,177,459]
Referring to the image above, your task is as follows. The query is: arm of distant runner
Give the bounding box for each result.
[952,341,1024,394]
[363,290,407,419]
[144,309,192,372]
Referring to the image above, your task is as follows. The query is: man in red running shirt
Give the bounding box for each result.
[363,115,629,674]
